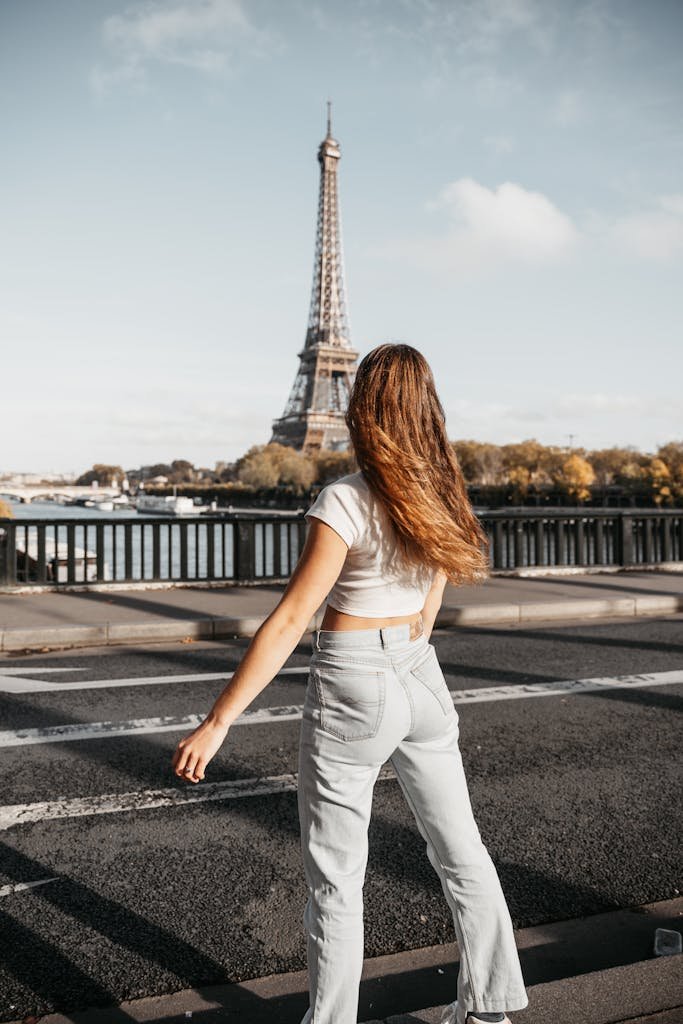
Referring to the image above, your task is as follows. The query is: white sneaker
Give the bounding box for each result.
[439,1001,511,1024]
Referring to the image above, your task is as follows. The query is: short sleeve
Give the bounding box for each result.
[304,483,361,549]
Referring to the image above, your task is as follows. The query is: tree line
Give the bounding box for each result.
[73,438,683,507]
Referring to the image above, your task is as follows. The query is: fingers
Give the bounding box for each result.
[172,723,220,784]
[172,739,207,784]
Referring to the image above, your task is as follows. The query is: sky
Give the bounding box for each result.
[1,0,682,476]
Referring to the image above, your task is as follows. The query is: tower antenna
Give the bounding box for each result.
[326,99,332,136]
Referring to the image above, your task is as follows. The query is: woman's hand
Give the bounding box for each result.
[171,717,230,784]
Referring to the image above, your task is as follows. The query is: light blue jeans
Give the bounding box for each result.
[297,622,529,1024]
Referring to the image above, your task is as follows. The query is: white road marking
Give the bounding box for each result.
[0,765,399,830]
[0,668,681,829]
[0,704,304,747]
[0,667,86,693]
[0,877,60,897]
[0,666,308,694]
[1,669,681,749]
[447,668,683,703]
[0,668,87,674]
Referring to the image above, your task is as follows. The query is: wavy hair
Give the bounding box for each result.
[345,343,491,585]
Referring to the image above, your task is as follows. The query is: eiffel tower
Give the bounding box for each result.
[270,104,359,455]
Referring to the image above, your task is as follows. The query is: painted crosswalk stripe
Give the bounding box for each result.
[448,668,683,702]
[0,669,681,749]
[0,666,309,694]
[0,765,399,830]
[0,704,305,747]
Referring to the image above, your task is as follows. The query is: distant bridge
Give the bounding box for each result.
[0,485,124,503]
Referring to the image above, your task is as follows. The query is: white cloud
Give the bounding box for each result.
[610,194,683,261]
[90,0,276,94]
[425,177,579,271]
[379,176,683,278]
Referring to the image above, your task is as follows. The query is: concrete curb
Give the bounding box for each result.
[1,594,682,651]
[0,615,273,652]
[376,956,683,1023]
[20,897,683,1024]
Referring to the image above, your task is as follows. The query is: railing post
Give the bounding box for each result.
[66,522,76,584]
[95,524,105,581]
[493,520,504,569]
[575,517,585,566]
[513,517,525,568]
[595,517,606,565]
[534,518,545,567]
[152,523,161,579]
[662,515,673,562]
[273,520,282,577]
[0,521,16,586]
[206,521,215,580]
[124,522,133,581]
[618,513,634,567]
[36,525,47,582]
[553,518,563,565]
[234,519,255,581]
[643,516,654,563]
[179,521,188,579]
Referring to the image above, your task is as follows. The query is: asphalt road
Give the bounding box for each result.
[1,615,681,1022]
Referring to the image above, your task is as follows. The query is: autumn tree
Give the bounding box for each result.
[642,457,673,506]
[553,453,596,502]
[656,442,683,502]
[76,464,125,487]
[236,447,280,489]
[500,439,553,498]
[277,447,316,493]
[314,449,357,485]
[587,446,641,488]
[451,441,504,485]
[236,443,315,494]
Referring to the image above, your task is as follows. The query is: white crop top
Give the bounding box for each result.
[304,471,437,616]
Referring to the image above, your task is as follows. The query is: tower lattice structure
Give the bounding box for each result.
[270,106,359,455]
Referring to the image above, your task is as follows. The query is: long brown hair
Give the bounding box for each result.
[345,343,491,585]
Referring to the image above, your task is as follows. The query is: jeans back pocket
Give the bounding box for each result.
[311,661,386,741]
[408,644,455,716]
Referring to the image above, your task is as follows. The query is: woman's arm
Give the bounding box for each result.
[171,517,349,783]
[421,569,448,640]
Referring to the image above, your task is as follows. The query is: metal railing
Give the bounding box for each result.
[0,509,680,588]
[0,514,306,587]
[480,508,682,570]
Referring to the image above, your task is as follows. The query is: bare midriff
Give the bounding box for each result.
[320,603,423,632]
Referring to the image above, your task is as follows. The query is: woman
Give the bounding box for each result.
[171,344,529,1024]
